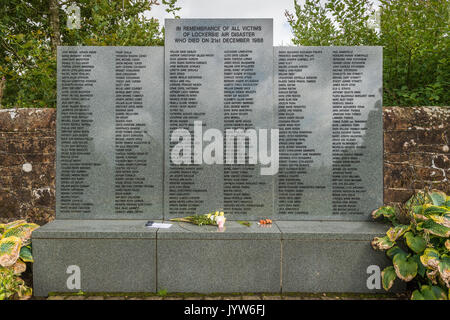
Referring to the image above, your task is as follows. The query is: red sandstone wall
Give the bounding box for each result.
[0,107,448,224]
[383,107,449,204]
[0,109,56,225]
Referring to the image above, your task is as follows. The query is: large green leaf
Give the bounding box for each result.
[438,256,450,288]
[428,191,447,206]
[411,290,425,300]
[381,266,396,291]
[3,220,27,230]
[404,232,427,254]
[411,285,447,300]
[420,248,440,269]
[0,236,22,267]
[19,246,33,263]
[386,246,407,259]
[419,220,450,237]
[428,214,450,228]
[405,191,427,208]
[423,205,449,215]
[444,197,450,207]
[412,205,424,215]
[393,253,418,282]
[386,225,410,241]
[411,254,426,277]
[371,206,396,220]
[371,236,395,250]
[1,223,39,242]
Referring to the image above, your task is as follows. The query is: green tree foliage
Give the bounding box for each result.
[286,0,450,106]
[0,0,175,108]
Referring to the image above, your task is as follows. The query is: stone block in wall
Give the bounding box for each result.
[0,109,56,132]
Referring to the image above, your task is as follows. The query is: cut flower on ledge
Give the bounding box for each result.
[170,211,226,227]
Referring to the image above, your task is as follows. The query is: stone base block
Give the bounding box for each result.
[32,220,157,296]
[156,221,281,293]
[33,220,402,296]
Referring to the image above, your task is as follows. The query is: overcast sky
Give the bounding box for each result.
[149,0,297,45]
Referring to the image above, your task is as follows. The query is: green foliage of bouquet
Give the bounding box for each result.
[170,211,226,226]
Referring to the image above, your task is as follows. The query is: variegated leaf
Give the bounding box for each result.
[428,190,447,207]
[420,248,440,269]
[386,246,407,259]
[1,223,39,242]
[371,206,395,220]
[411,285,447,300]
[404,232,427,254]
[386,224,410,241]
[412,254,426,277]
[3,220,27,230]
[428,214,450,228]
[381,266,396,291]
[420,220,450,237]
[12,259,26,275]
[393,253,417,282]
[19,246,33,263]
[0,236,22,267]
[438,256,450,288]
[423,206,450,215]
[371,236,395,250]
[405,191,426,208]
[411,290,425,300]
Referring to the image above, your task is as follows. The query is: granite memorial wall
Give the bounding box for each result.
[57,19,382,221]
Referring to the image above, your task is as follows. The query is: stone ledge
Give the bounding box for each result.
[33,219,388,240]
[32,219,394,296]
[277,221,387,240]
[32,220,159,239]
[157,220,281,240]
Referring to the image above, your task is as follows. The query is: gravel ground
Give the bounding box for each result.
[34,292,408,300]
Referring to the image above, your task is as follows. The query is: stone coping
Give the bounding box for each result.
[33,219,387,240]
[32,220,159,239]
[276,221,388,240]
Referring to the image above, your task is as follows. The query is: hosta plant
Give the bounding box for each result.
[371,190,450,300]
[0,267,32,300]
[0,220,39,300]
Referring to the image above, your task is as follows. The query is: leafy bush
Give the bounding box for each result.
[0,0,176,108]
[0,220,39,300]
[286,0,450,106]
[0,268,32,300]
[371,190,449,300]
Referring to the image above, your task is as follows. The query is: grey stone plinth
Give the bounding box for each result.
[276,221,388,240]
[276,221,404,293]
[32,220,158,296]
[33,220,403,295]
[157,221,281,293]
[32,219,160,239]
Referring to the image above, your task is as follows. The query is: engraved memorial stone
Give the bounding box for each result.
[57,46,164,219]
[164,19,275,219]
[274,46,383,220]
